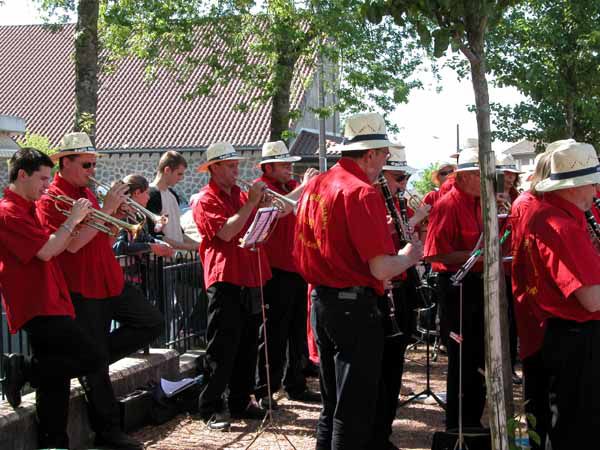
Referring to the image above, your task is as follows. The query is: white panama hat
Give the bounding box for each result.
[258,141,301,166]
[197,142,247,172]
[454,147,486,172]
[535,140,600,192]
[51,132,102,163]
[382,147,417,174]
[332,112,400,152]
[496,154,523,174]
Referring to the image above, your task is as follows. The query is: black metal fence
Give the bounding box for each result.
[1,250,208,396]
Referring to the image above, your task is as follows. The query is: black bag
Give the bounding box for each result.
[118,389,153,432]
[148,378,203,425]
[431,428,492,450]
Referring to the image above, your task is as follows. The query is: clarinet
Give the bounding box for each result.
[378,174,429,310]
[585,210,600,243]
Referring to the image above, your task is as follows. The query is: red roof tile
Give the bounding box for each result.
[0,24,311,150]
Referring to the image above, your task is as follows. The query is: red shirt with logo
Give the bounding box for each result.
[36,174,125,299]
[293,158,394,296]
[257,174,299,273]
[0,189,74,333]
[513,193,600,330]
[193,180,271,289]
[424,183,483,273]
[509,190,546,359]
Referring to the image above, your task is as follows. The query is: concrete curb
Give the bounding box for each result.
[0,348,179,450]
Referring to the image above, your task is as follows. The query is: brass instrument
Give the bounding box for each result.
[45,192,144,238]
[237,179,297,212]
[88,176,167,225]
[400,191,423,211]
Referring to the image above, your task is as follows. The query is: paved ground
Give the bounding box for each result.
[133,345,452,449]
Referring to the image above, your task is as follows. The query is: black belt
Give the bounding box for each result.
[314,285,376,300]
[546,318,600,332]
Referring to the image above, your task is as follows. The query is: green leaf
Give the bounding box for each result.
[433,28,450,57]
[528,430,542,446]
[525,413,537,429]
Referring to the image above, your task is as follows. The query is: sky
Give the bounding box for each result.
[0,0,525,170]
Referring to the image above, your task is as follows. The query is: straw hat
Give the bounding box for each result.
[197,142,247,172]
[382,147,417,173]
[431,160,457,182]
[535,141,600,192]
[545,138,575,154]
[332,112,400,152]
[496,154,523,174]
[258,141,301,166]
[51,132,102,163]
[454,147,484,172]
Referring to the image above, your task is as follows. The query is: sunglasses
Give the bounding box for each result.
[438,170,454,176]
[80,162,97,169]
[394,174,410,182]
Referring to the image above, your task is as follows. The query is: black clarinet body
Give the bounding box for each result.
[378,174,429,310]
[585,210,600,242]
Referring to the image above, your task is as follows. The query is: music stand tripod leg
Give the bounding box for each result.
[245,246,296,450]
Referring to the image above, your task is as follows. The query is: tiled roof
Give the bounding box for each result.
[289,128,343,158]
[0,24,312,151]
[503,139,536,156]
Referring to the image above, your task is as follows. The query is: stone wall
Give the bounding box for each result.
[94,149,263,205]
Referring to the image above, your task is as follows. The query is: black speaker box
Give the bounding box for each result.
[431,427,492,450]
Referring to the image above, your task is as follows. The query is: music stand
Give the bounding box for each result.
[239,207,296,450]
[399,285,446,410]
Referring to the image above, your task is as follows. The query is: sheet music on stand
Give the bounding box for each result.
[239,207,279,248]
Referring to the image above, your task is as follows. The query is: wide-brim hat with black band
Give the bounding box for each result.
[535,140,600,192]
[258,140,301,166]
[50,132,102,163]
[496,154,523,174]
[197,142,247,172]
[454,147,485,172]
[382,147,417,174]
[332,112,400,152]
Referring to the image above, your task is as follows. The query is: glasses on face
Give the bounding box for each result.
[81,162,97,169]
[394,174,410,182]
[438,170,454,177]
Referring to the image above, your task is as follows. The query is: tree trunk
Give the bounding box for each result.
[269,53,298,142]
[565,95,575,138]
[74,0,100,141]
[463,24,511,450]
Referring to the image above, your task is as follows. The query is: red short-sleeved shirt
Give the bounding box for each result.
[36,174,125,299]
[193,180,271,289]
[513,192,600,328]
[293,158,395,296]
[0,189,74,333]
[424,183,483,273]
[258,175,299,273]
[423,177,456,208]
[509,190,547,359]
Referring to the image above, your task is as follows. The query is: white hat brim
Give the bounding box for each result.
[382,164,417,174]
[534,172,600,192]
[258,156,302,166]
[332,139,397,152]
[197,156,247,173]
[454,166,480,173]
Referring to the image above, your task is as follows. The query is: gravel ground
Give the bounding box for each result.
[133,346,522,449]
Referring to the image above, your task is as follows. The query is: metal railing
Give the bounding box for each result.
[1,250,207,397]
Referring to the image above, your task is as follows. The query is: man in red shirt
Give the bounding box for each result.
[253,140,320,409]
[37,132,163,450]
[422,160,456,208]
[0,148,104,448]
[193,141,272,430]
[294,112,423,450]
[424,146,488,431]
[513,140,600,449]
[375,145,427,449]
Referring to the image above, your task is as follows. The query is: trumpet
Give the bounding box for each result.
[88,176,167,226]
[237,179,297,212]
[45,192,144,238]
[400,191,423,211]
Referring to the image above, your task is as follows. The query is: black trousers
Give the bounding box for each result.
[198,282,261,417]
[23,316,105,448]
[543,319,600,450]
[311,286,384,450]
[437,273,486,430]
[522,350,549,450]
[72,282,164,432]
[255,269,308,399]
[371,282,415,447]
